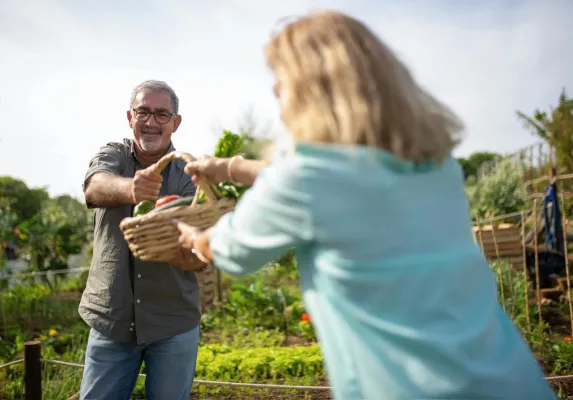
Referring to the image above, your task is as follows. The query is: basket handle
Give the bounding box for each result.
[150,151,222,204]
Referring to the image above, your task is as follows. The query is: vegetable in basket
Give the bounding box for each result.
[131,131,252,218]
[212,130,252,198]
[155,195,181,208]
[153,196,195,212]
[133,200,155,216]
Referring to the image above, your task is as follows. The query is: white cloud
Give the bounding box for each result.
[0,0,571,198]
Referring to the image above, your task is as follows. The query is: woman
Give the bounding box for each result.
[175,10,556,400]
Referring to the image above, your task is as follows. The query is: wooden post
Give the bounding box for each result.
[24,340,42,400]
[533,199,542,322]
[520,211,531,331]
[216,270,223,303]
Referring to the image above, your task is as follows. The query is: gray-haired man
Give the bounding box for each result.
[78,80,203,400]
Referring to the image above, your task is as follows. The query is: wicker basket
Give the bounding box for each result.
[198,267,218,312]
[119,151,237,264]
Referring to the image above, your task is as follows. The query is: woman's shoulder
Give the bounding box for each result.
[279,142,459,175]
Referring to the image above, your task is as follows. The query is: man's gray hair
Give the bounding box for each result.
[130,80,180,114]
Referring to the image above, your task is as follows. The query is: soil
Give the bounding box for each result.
[542,304,573,338]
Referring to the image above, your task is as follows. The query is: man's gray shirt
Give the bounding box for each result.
[79,138,201,345]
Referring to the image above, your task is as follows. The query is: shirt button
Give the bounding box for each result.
[136,299,141,304]
[130,328,133,331]
[137,274,142,278]
[131,322,135,326]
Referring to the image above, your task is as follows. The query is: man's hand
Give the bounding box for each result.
[131,167,163,204]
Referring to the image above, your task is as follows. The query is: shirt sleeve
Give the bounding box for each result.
[83,143,126,208]
[209,153,313,276]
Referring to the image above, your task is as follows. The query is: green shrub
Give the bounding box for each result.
[466,159,526,219]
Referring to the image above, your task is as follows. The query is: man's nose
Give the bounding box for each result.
[145,114,160,127]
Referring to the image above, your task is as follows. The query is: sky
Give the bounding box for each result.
[0,0,572,199]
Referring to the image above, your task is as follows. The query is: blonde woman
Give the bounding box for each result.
[175,10,556,400]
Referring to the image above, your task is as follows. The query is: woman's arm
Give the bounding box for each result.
[184,156,268,186]
[176,155,313,275]
[228,157,268,186]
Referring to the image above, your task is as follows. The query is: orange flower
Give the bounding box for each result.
[564,336,571,342]
[301,313,311,322]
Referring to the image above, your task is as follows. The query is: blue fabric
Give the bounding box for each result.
[79,326,200,400]
[543,183,564,253]
[210,142,556,400]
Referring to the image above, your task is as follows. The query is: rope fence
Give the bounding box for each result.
[0,266,90,281]
[1,341,573,399]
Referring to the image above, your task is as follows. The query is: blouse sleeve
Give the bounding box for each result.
[209,152,313,276]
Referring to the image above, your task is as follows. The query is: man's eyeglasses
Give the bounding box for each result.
[132,108,175,125]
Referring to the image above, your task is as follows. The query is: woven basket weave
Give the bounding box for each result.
[119,151,236,265]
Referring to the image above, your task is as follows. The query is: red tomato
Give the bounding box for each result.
[155,195,180,208]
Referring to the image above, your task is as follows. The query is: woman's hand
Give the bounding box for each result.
[185,155,267,187]
[174,220,202,251]
[184,156,230,185]
[173,219,213,264]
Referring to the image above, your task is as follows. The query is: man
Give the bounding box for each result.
[78,80,203,400]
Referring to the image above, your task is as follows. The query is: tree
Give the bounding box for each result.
[516,88,573,172]
[16,198,90,290]
[0,175,92,284]
[235,105,274,140]
[457,152,503,180]
[0,206,18,268]
[0,177,49,224]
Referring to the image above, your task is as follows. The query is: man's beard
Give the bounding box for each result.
[139,134,164,153]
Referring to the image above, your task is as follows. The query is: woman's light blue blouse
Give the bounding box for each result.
[209,143,556,400]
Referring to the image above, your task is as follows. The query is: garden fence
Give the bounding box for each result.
[476,141,555,183]
[0,266,90,282]
[474,194,573,336]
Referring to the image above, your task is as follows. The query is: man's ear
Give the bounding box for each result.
[173,114,182,133]
[127,110,133,126]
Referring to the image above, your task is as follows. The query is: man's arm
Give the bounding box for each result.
[83,143,162,208]
[85,173,134,208]
[83,144,134,208]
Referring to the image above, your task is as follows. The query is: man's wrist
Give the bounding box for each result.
[122,178,136,204]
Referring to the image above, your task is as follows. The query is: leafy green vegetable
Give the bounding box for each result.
[195,130,253,201]
[214,130,248,158]
[133,200,154,216]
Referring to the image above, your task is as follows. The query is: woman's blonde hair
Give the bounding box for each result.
[264,10,464,164]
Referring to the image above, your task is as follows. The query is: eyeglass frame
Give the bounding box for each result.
[131,108,177,125]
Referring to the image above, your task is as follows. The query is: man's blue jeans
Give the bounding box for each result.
[79,326,200,400]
